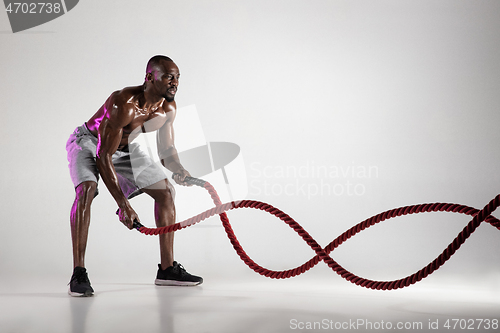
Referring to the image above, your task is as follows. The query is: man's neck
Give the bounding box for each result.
[140,88,165,112]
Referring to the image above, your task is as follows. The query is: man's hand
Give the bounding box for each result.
[172,169,192,186]
[116,204,140,230]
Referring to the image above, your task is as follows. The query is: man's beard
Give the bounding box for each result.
[164,95,175,102]
[164,88,176,102]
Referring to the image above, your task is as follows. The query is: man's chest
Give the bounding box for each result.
[127,110,168,134]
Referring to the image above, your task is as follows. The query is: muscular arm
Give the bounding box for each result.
[96,94,138,228]
[157,106,191,185]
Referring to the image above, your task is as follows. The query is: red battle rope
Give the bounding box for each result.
[132,177,500,290]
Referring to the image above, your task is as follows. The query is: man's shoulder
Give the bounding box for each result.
[109,85,143,105]
[100,86,143,123]
[162,100,177,112]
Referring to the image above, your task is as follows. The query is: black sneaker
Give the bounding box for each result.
[68,266,94,297]
[155,262,203,286]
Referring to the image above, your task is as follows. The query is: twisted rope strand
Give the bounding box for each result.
[135,179,500,290]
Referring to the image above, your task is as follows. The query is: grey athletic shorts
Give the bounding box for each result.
[66,123,168,198]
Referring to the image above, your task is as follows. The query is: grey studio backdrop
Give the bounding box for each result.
[0,0,499,290]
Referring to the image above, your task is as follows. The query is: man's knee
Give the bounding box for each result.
[145,179,175,203]
[75,181,97,204]
[155,187,175,206]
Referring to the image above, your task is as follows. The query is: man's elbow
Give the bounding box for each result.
[158,146,176,160]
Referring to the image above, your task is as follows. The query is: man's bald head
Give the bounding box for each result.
[146,55,174,74]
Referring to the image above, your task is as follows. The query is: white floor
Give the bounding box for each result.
[1,274,499,333]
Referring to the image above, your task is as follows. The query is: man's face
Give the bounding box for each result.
[152,60,180,102]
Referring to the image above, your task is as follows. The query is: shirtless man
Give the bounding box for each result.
[66,55,202,297]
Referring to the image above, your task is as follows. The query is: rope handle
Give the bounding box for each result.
[174,175,207,187]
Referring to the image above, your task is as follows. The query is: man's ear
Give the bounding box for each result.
[145,72,153,82]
